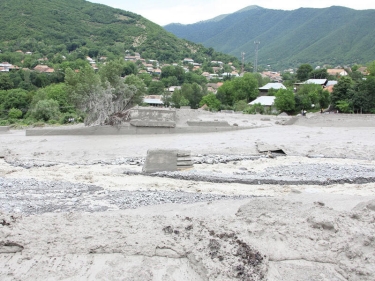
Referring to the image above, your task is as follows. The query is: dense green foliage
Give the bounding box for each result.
[295,84,330,111]
[216,73,259,106]
[165,6,375,69]
[331,76,375,113]
[274,89,296,113]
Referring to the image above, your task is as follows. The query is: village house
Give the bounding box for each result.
[357,67,369,76]
[86,56,96,64]
[0,62,13,72]
[206,83,221,94]
[249,96,276,112]
[168,86,181,93]
[183,58,194,64]
[201,72,210,78]
[327,69,348,77]
[259,83,286,95]
[211,60,223,65]
[294,79,328,91]
[153,68,162,75]
[325,81,338,93]
[143,95,164,107]
[212,67,221,73]
[33,65,55,73]
[261,71,283,82]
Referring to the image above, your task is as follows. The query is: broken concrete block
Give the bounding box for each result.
[143,149,193,173]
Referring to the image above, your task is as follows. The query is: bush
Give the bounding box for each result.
[0,119,9,126]
[8,108,23,119]
[30,99,61,121]
[244,103,265,114]
[233,100,249,112]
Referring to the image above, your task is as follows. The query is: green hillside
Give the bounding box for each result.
[0,0,237,63]
[164,6,375,69]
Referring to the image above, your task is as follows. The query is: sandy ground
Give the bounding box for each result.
[1,111,375,280]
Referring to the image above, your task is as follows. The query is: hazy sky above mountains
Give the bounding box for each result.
[89,0,374,26]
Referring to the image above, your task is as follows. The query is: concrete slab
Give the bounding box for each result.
[0,126,10,133]
[256,142,286,154]
[143,149,193,173]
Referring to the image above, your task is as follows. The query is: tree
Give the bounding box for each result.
[99,59,124,86]
[235,73,259,102]
[295,83,321,110]
[351,76,375,113]
[309,68,328,79]
[216,73,259,106]
[296,64,313,82]
[171,89,183,108]
[0,74,14,90]
[199,93,221,111]
[0,88,31,117]
[336,100,352,113]
[217,80,235,106]
[367,60,375,76]
[65,65,139,126]
[30,99,60,121]
[330,76,354,108]
[274,89,295,113]
[33,83,73,113]
[124,74,146,105]
[148,81,165,95]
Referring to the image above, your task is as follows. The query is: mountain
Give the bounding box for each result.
[164,6,375,69]
[0,0,238,63]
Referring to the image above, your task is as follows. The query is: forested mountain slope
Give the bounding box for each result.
[0,0,236,63]
[165,6,375,68]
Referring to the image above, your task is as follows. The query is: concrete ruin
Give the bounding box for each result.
[143,149,193,173]
[26,107,250,136]
[130,107,176,128]
[0,126,10,133]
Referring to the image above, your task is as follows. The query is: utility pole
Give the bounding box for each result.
[241,52,245,74]
[254,41,260,73]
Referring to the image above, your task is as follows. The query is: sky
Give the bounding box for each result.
[89,0,374,26]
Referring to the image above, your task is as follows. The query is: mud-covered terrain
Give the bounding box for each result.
[1,112,375,280]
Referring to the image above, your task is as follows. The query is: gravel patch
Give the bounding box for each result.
[151,162,375,185]
[0,177,253,215]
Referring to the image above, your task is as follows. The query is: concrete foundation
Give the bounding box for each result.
[187,121,230,127]
[143,149,193,173]
[130,120,176,128]
[0,126,10,133]
[128,107,177,128]
[26,124,252,136]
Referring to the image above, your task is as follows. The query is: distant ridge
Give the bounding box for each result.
[164,6,375,69]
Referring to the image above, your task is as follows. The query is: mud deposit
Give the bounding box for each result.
[1,111,375,280]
